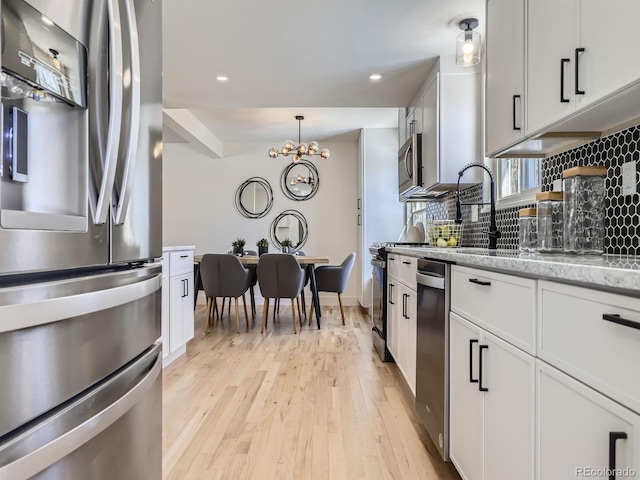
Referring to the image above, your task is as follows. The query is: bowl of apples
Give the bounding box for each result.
[428,220,463,248]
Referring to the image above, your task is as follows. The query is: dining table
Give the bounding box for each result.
[193,254,329,329]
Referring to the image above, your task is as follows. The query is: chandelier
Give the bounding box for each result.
[268,115,330,163]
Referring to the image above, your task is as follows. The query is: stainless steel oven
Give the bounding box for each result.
[416,258,451,461]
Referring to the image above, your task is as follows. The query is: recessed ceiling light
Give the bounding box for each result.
[369,74,382,81]
[216,75,229,82]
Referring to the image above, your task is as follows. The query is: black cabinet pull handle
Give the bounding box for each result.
[180,254,188,258]
[603,314,640,331]
[609,432,627,479]
[186,280,189,296]
[560,58,570,103]
[479,345,489,392]
[357,214,361,226]
[388,284,394,304]
[388,257,395,261]
[575,48,585,95]
[512,95,521,131]
[402,261,411,265]
[469,339,479,383]
[402,294,408,318]
[469,278,491,286]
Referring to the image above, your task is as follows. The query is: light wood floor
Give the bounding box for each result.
[162,302,461,480]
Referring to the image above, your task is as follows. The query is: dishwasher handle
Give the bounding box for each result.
[416,272,445,290]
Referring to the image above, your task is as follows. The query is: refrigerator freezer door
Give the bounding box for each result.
[110,0,162,264]
[0,264,161,438]
[0,343,162,479]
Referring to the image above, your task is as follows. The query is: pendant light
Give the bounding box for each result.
[456,18,481,67]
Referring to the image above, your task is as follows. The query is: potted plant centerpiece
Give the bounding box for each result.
[280,238,293,253]
[257,238,269,256]
[231,237,246,255]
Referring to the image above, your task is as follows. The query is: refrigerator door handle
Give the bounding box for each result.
[90,0,124,225]
[0,345,162,479]
[0,273,160,334]
[113,0,142,226]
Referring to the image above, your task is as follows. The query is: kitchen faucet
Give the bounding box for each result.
[455,163,501,250]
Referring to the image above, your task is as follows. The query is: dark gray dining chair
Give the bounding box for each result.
[221,250,258,319]
[257,254,305,334]
[310,252,356,325]
[199,254,252,333]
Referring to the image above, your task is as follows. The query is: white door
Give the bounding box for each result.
[449,312,484,480]
[577,0,640,110]
[485,0,525,155]
[169,275,185,353]
[387,278,399,360]
[527,0,577,134]
[483,331,535,480]
[182,273,195,342]
[537,361,640,480]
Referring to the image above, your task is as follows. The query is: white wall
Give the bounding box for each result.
[163,141,359,305]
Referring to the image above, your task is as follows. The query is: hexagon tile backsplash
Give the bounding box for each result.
[425,123,640,255]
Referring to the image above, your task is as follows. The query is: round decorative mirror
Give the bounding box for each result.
[270,209,309,251]
[234,177,273,218]
[280,160,319,201]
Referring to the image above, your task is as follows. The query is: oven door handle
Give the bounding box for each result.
[416,272,445,290]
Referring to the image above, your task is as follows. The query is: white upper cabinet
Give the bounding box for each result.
[527,0,577,135]
[527,0,640,136]
[577,0,640,110]
[485,0,526,156]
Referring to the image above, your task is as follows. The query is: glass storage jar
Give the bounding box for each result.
[518,208,537,252]
[536,191,564,253]
[562,166,606,254]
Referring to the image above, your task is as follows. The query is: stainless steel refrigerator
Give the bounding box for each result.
[0,0,163,478]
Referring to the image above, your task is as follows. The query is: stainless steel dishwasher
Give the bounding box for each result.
[415,258,451,461]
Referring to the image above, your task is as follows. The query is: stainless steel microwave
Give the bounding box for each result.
[398,133,422,201]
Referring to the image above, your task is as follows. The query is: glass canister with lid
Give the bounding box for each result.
[518,208,537,252]
[562,166,606,254]
[536,191,564,253]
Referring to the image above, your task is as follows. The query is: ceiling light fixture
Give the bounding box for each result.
[369,74,382,81]
[456,18,481,66]
[268,115,330,163]
[216,75,228,82]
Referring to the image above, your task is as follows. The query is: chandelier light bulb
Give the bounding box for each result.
[308,141,319,153]
[298,143,308,155]
[283,140,295,150]
[268,148,279,158]
[293,154,301,163]
[320,149,331,159]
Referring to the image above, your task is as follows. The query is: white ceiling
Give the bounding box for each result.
[162,0,484,144]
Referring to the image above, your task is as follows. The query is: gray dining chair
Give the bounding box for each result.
[257,254,305,334]
[310,252,356,325]
[221,250,258,319]
[199,254,252,333]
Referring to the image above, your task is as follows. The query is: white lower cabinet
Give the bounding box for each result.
[450,312,535,480]
[385,254,417,396]
[537,360,640,480]
[162,247,195,366]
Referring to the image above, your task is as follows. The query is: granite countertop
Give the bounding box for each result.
[385,246,640,294]
[162,245,196,252]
